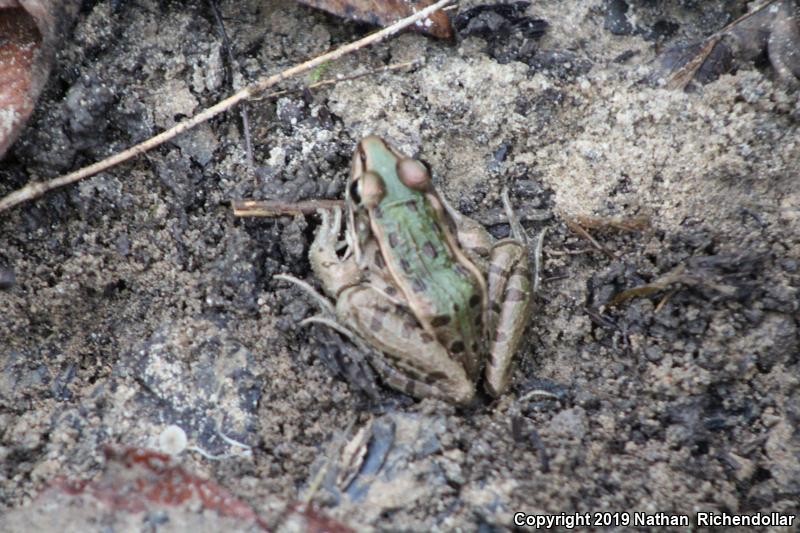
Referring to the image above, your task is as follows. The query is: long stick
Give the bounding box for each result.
[0,0,454,214]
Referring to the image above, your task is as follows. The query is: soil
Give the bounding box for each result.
[1,0,798,531]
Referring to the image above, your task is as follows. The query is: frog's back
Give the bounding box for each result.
[373,191,485,376]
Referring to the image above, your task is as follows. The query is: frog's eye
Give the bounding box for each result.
[358,171,385,208]
[348,179,362,205]
[397,159,431,191]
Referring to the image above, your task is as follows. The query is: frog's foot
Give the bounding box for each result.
[308,207,361,297]
[274,273,362,343]
[276,274,382,400]
[436,191,494,266]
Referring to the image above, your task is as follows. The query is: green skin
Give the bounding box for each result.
[356,137,486,379]
[308,136,532,404]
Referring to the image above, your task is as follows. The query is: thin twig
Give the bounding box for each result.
[564,217,618,260]
[0,0,454,215]
[654,288,678,313]
[233,199,343,217]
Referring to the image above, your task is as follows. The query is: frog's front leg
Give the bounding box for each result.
[308,208,361,298]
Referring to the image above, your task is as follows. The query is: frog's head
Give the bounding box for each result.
[349,136,432,206]
[346,136,435,263]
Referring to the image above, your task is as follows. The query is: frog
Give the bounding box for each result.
[278,136,538,404]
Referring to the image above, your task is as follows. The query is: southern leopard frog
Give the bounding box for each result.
[280,136,536,404]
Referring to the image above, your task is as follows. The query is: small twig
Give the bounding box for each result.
[573,214,650,233]
[233,199,344,217]
[0,0,454,214]
[564,217,618,260]
[547,247,594,256]
[654,287,678,313]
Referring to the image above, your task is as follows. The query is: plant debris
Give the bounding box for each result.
[454,1,547,40]
[651,0,800,89]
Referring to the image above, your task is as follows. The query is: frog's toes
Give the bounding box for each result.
[317,207,343,242]
[274,273,336,316]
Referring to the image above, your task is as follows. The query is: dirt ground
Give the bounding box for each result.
[1,0,798,531]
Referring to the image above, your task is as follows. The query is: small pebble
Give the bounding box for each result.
[159,425,188,455]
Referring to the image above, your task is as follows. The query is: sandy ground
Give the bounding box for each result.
[1,0,798,530]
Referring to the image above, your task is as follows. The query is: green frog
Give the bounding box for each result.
[279,136,536,404]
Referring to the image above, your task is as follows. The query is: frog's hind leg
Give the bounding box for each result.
[484,190,544,397]
[337,284,476,405]
[368,355,474,405]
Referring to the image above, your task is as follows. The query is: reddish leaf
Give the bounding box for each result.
[55,447,271,527]
[0,0,80,159]
[0,446,357,532]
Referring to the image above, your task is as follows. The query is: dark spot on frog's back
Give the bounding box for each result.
[425,370,449,384]
[454,264,470,277]
[373,250,385,269]
[469,294,481,308]
[373,205,383,219]
[388,232,399,248]
[400,259,412,273]
[431,315,451,327]
[370,309,386,332]
[422,241,438,259]
[450,341,465,353]
[412,278,427,292]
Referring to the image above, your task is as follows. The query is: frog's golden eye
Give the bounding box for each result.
[359,171,385,208]
[397,159,431,191]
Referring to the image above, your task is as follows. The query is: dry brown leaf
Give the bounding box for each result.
[0,0,80,159]
[296,0,453,39]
